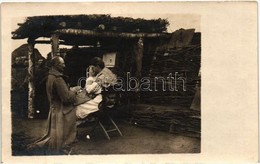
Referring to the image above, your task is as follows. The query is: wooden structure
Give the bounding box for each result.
[12,14,201,137]
[12,15,169,118]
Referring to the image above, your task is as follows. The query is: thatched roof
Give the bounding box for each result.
[12,14,169,40]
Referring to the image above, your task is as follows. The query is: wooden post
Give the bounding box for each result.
[27,38,35,118]
[51,34,60,57]
[135,38,144,78]
[133,38,144,103]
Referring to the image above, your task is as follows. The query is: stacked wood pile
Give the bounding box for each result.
[141,29,201,107]
[133,29,201,138]
[132,104,200,138]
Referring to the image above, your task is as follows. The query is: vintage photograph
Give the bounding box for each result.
[10,13,201,155]
[2,2,259,163]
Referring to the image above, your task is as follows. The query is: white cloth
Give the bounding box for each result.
[85,76,102,94]
[76,76,102,119]
[75,68,117,119]
[75,94,102,119]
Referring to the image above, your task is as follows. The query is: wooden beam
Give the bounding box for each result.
[27,38,35,119]
[56,29,171,39]
[35,40,65,45]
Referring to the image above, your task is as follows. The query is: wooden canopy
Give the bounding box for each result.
[12,14,171,118]
[12,14,170,45]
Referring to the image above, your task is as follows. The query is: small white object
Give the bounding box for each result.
[103,52,116,67]
[36,110,40,113]
[163,52,169,56]
[86,135,90,139]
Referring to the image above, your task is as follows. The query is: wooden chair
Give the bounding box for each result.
[96,85,123,140]
[78,85,123,140]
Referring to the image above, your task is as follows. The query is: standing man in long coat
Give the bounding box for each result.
[28,56,77,154]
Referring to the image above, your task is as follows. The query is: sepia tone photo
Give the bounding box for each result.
[2,2,258,163]
[10,13,201,155]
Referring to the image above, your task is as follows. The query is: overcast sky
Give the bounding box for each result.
[12,14,200,58]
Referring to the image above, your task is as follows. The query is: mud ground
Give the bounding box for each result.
[12,116,200,155]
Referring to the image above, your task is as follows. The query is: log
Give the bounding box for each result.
[35,40,65,45]
[51,34,60,57]
[56,28,171,39]
[134,38,144,103]
[135,38,144,78]
[27,39,35,118]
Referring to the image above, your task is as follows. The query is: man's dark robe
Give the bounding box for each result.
[33,68,76,153]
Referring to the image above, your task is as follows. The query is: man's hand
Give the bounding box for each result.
[88,65,95,77]
[70,86,81,93]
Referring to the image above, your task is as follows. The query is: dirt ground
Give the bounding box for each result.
[12,116,200,155]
